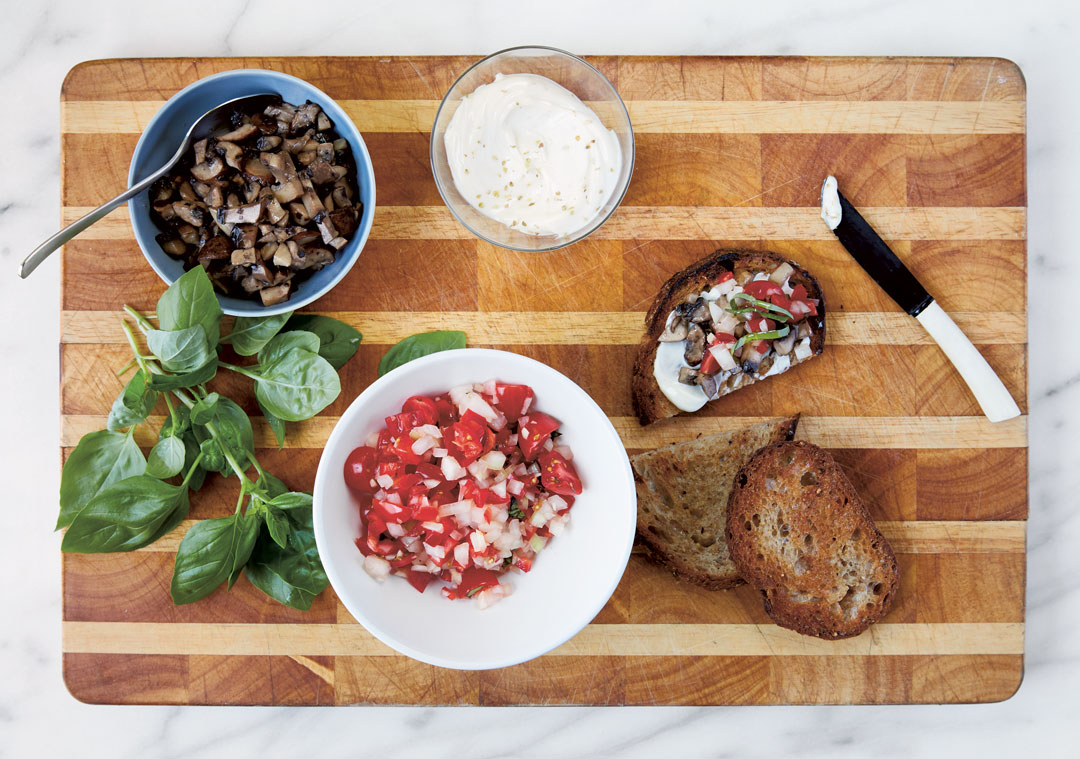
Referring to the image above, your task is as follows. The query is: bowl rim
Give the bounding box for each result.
[312,347,637,669]
[127,68,376,317]
[429,45,635,253]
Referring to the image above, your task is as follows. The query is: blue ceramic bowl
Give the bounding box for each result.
[128,69,376,316]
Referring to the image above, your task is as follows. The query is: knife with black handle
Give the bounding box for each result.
[820,176,1020,423]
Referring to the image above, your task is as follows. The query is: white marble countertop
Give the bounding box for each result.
[1,0,1076,755]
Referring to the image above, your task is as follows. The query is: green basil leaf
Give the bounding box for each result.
[57,430,146,529]
[268,492,314,512]
[226,312,292,356]
[120,370,152,411]
[264,506,292,549]
[211,397,256,462]
[156,266,223,349]
[146,358,218,391]
[253,349,340,422]
[285,314,362,370]
[258,330,321,367]
[258,399,287,450]
[244,522,328,610]
[61,475,188,553]
[159,403,191,438]
[378,330,466,376]
[170,512,260,605]
[190,392,221,425]
[147,326,214,373]
[146,435,186,479]
[198,437,226,473]
[107,374,158,431]
[255,470,289,499]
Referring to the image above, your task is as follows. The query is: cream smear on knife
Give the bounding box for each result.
[444,73,622,236]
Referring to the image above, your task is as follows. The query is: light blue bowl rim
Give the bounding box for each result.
[127,68,376,316]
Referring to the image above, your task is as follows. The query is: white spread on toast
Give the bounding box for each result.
[443,73,622,237]
[653,261,819,411]
[820,175,842,231]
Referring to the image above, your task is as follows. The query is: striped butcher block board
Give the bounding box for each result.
[59,56,1027,705]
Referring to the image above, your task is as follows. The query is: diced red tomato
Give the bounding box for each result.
[538,450,583,496]
[402,395,440,426]
[456,567,501,597]
[446,417,488,464]
[406,569,432,593]
[743,280,783,300]
[432,394,457,427]
[713,331,736,344]
[343,446,379,494]
[790,284,808,301]
[492,383,535,419]
[415,462,442,480]
[748,316,775,333]
[518,411,561,461]
[716,270,734,284]
[699,350,721,375]
[383,412,415,436]
[375,459,406,482]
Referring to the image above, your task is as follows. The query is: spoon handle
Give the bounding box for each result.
[18,163,174,278]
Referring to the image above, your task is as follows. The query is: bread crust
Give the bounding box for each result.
[725,441,900,640]
[632,249,826,426]
[632,415,799,590]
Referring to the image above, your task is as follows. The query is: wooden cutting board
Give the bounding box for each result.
[58,56,1027,705]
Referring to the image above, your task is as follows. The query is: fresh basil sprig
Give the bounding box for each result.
[729,292,794,322]
[58,267,359,610]
[378,330,467,376]
[731,325,791,352]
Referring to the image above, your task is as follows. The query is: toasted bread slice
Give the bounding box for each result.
[725,441,899,639]
[631,415,799,589]
[632,249,826,426]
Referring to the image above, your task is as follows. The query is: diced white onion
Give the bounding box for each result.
[469,531,487,552]
[794,337,813,360]
[441,455,466,481]
[506,478,524,496]
[542,437,554,452]
[547,515,569,536]
[490,479,508,499]
[547,495,569,513]
[554,445,573,461]
[411,435,438,455]
[385,522,405,538]
[454,542,470,567]
[375,474,394,489]
[480,450,506,470]
[410,424,442,440]
[449,384,471,404]
[365,431,380,447]
[423,478,440,488]
[483,379,498,397]
[432,447,449,458]
[529,535,546,552]
[362,555,390,581]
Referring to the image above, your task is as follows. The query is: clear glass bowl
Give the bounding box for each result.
[430,46,635,252]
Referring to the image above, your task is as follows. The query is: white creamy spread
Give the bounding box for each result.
[820,175,842,231]
[444,73,623,237]
[653,339,709,412]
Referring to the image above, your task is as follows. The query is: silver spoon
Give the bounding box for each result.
[18,92,281,278]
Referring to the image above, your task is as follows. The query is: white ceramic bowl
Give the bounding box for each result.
[312,349,636,670]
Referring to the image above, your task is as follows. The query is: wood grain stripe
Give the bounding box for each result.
[60,310,1027,346]
[61,621,1024,657]
[61,100,1025,135]
[60,414,1027,449]
[125,520,1025,555]
[60,205,1027,241]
